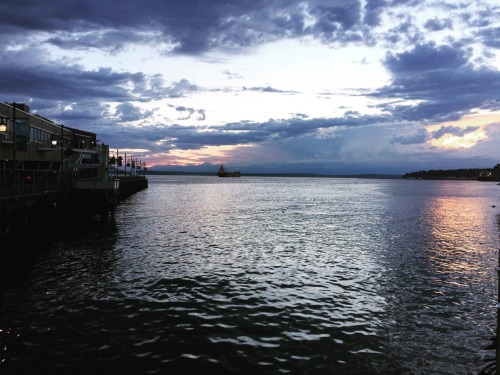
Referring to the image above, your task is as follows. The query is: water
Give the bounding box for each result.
[1,176,499,374]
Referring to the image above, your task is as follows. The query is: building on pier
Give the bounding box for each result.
[0,102,147,250]
[0,102,105,195]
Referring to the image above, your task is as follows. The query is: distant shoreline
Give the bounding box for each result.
[145,170,403,179]
[402,167,499,181]
[144,170,500,181]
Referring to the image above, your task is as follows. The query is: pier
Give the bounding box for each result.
[0,102,148,252]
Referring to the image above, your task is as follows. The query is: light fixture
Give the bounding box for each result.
[0,117,7,132]
[52,140,57,146]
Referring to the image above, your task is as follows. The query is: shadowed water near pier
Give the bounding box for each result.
[1,176,498,374]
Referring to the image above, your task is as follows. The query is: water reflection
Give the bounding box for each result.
[378,180,498,373]
[426,197,494,275]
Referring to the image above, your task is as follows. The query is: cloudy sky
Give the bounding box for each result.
[1,0,499,174]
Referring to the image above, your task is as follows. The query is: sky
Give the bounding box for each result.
[0,0,499,175]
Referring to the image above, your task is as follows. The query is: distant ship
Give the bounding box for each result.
[217,165,241,177]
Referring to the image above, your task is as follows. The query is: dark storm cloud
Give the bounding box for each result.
[373,42,500,122]
[47,30,153,52]
[363,0,387,27]
[390,128,428,145]
[424,18,453,32]
[0,1,496,61]
[477,27,500,49]
[168,105,206,121]
[431,125,479,139]
[51,102,112,124]
[1,61,134,102]
[0,51,191,102]
[385,42,467,73]
[0,0,372,55]
[309,2,362,35]
[0,47,201,125]
[164,79,202,98]
[115,102,153,122]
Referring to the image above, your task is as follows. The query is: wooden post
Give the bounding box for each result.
[12,102,16,200]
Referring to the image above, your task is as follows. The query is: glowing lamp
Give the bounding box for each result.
[0,117,7,132]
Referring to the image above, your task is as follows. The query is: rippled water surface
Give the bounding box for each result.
[1,176,499,374]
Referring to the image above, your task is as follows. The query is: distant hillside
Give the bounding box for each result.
[402,168,491,180]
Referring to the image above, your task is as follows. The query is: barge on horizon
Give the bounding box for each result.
[217,165,241,177]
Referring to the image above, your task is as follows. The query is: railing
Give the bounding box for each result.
[0,179,60,199]
[0,160,62,198]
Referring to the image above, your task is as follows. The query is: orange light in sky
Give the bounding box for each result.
[147,144,252,167]
[434,130,487,149]
[428,111,498,149]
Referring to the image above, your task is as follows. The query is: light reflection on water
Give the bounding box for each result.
[0,176,499,374]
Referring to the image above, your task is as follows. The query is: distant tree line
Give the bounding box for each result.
[402,168,491,180]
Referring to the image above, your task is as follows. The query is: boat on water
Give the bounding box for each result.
[217,165,241,177]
